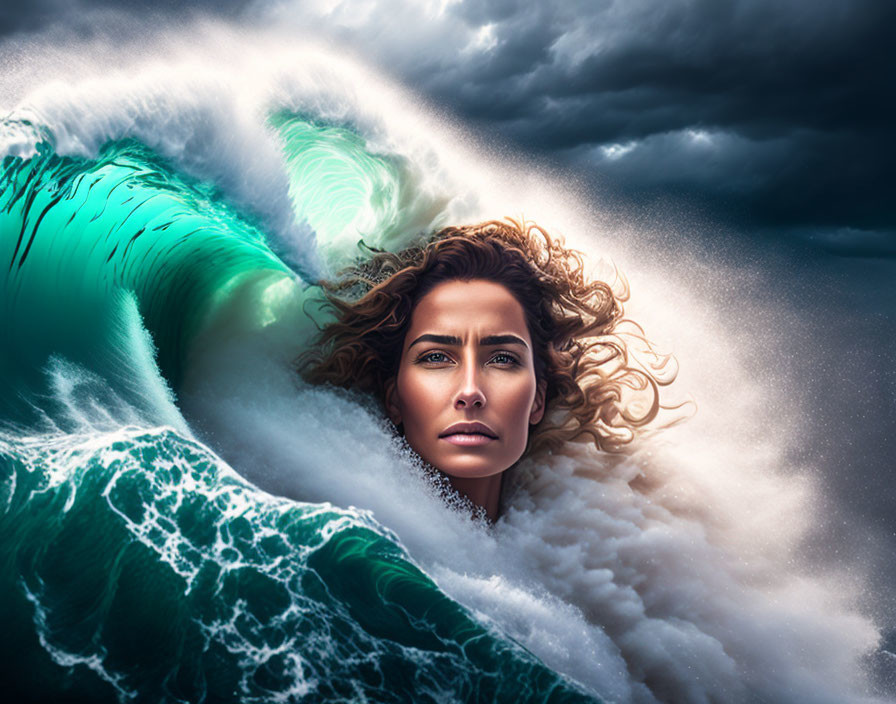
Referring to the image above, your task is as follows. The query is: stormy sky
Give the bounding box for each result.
[2,0,894,256]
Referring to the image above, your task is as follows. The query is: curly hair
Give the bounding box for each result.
[299,218,677,454]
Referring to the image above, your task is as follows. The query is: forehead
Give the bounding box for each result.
[406,279,530,341]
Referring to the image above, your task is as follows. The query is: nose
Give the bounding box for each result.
[454,365,486,409]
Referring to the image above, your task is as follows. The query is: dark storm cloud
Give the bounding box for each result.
[394,0,895,252]
[441,0,895,139]
[0,0,251,40]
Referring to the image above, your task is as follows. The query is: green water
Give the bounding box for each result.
[0,116,599,702]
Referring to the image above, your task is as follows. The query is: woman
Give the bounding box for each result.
[301,218,676,521]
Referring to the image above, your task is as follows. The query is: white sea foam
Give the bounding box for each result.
[182,332,882,702]
[0,22,491,278]
[1,22,887,704]
[21,579,138,701]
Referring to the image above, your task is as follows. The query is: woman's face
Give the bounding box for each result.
[386,279,545,479]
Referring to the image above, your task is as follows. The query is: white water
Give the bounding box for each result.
[1,22,886,704]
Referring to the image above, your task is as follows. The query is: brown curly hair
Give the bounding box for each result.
[299,218,676,454]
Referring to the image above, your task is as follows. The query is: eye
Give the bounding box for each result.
[416,351,453,365]
[489,352,520,366]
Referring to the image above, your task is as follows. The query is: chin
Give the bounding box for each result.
[433,457,513,479]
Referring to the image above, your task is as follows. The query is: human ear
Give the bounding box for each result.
[529,380,546,425]
[384,377,402,425]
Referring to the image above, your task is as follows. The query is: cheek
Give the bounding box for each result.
[495,377,538,432]
[511,374,537,408]
[396,369,439,424]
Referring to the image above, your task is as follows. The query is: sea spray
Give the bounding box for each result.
[0,24,886,703]
[185,335,881,703]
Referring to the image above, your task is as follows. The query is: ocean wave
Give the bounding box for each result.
[0,24,886,703]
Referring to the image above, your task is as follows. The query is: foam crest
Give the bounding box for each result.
[0,23,489,277]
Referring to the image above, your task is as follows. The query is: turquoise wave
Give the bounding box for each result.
[0,428,593,702]
[1,136,292,426]
[0,117,599,702]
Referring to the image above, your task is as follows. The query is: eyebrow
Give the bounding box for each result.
[480,334,529,348]
[407,334,461,349]
[407,333,529,349]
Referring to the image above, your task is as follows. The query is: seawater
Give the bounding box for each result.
[1,427,589,703]
[0,27,886,704]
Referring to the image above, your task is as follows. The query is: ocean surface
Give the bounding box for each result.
[0,27,889,703]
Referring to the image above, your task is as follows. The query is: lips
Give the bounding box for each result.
[439,422,498,444]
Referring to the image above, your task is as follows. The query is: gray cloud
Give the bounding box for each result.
[0,0,252,41]
[407,0,894,250]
